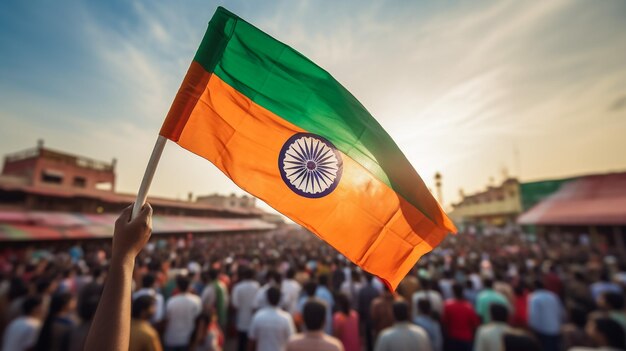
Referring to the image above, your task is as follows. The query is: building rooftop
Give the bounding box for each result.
[453,178,519,208]
[5,144,115,173]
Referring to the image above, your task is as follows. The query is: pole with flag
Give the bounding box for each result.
[131,6,456,290]
[131,136,166,220]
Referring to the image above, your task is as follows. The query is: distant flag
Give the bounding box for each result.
[158,7,456,289]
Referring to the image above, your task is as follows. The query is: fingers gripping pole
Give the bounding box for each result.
[132,136,167,220]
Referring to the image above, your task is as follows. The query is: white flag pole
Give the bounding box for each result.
[132,135,167,219]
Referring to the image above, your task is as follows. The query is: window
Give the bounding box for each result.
[73,177,86,188]
[95,182,113,191]
[41,170,63,184]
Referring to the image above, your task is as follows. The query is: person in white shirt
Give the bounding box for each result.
[133,273,165,324]
[2,296,44,351]
[253,270,282,310]
[248,286,295,351]
[374,300,432,351]
[439,270,455,300]
[469,272,484,291]
[164,275,202,351]
[281,268,302,315]
[474,303,510,351]
[372,276,385,293]
[412,278,443,319]
[232,266,261,351]
[339,269,363,308]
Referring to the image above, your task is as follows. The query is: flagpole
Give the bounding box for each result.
[132,135,167,219]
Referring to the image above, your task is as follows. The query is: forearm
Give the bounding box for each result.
[85,255,135,351]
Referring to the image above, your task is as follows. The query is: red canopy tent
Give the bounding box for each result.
[518,172,626,226]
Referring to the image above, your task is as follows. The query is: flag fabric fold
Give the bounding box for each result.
[160,6,456,289]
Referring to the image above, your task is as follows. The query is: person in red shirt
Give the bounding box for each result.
[542,265,563,298]
[510,283,529,328]
[442,283,480,351]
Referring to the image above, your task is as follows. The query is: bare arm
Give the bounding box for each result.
[84,204,153,351]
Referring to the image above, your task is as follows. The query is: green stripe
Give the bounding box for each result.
[194,7,445,228]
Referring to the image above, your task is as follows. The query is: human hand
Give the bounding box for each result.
[112,203,153,263]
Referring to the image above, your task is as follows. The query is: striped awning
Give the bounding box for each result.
[0,211,276,241]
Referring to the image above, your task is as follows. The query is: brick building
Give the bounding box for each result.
[0,141,263,217]
[0,141,276,241]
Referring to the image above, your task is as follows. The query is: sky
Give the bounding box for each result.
[1,0,625,210]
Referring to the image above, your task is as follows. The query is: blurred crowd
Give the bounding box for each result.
[1,226,626,351]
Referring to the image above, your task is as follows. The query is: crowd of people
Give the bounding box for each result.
[1,222,626,351]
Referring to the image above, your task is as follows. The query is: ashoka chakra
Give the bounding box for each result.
[278,133,343,198]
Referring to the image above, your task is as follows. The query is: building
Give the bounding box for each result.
[449,171,626,249]
[0,141,275,242]
[449,178,522,227]
[518,172,626,247]
[196,193,257,210]
[518,177,577,211]
[449,175,607,227]
[3,140,116,192]
[0,141,264,217]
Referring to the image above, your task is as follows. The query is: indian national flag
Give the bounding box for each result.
[160,7,456,289]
